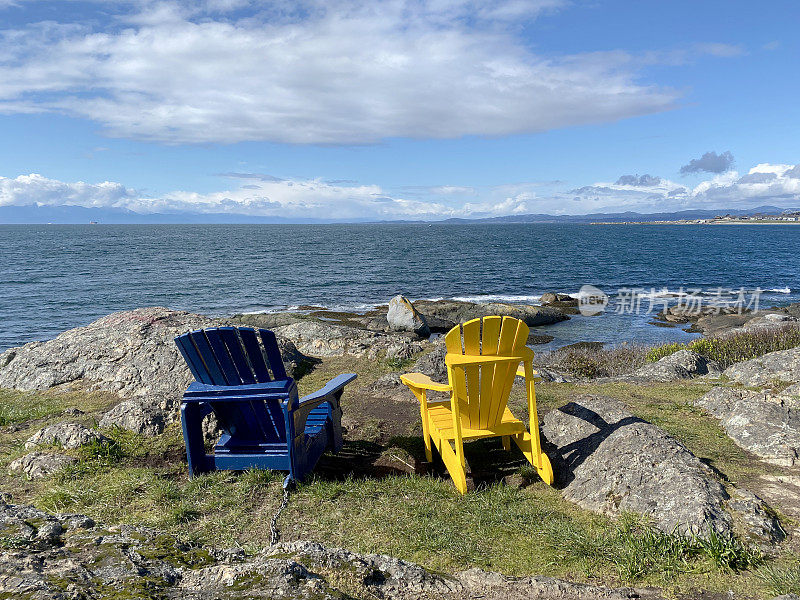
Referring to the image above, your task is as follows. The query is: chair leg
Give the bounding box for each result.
[181,402,210,477]
[502,435,511,451]
[438,438,468,494]
[513,432,554,485]
[420,407,433,462]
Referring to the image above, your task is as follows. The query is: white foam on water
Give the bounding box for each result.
[449,294,542,303]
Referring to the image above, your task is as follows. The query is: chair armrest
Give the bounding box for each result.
[515,366,543,382]
[445,354,524,367]
[400,372,452,392]
[292,373,356,436]
[298,373,357,408]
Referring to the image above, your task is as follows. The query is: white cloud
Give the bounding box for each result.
[0,0,681,144]
[4,160,799,220]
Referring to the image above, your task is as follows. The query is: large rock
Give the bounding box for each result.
[8,452,77,479]
[723,346,800,387]
[99,396,171,436]
[0,307,312,397]
[0,500,652,600]
[697,387,800,466]
[0,308,315,435]
[387,295,430,337]
[25,422,108,450]
[273,321,426,359]
[633,350,722,382]
[541,395,732,536]
[413,300,569,330]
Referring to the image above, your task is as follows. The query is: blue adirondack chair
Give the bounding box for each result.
[174,326,356,485]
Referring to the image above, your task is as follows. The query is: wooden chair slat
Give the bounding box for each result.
[175,335,211,384]
[218,327,257,385]
[187,330,229,385]
[203,329,242,386]
[260,329,287,380]
[238,328,272,382]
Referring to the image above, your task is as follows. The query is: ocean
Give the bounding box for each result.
[1,223,798,352]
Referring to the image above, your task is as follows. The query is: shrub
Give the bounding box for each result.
[536,344,649,379]
[645,343,685,363]
[646,323,800,368]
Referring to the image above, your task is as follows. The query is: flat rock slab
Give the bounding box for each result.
[541,395,732,536]
[697,387,800,466]
[8,452,77,479]
[723,346,800,387]
[0,501,656,600]
[25,422,108,450]
[414,299,569,329]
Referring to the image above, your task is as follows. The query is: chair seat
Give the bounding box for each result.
[427,402,526,440]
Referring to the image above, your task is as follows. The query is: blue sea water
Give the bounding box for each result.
[0,223,798,352]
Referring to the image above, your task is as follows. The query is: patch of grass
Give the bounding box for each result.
[646,323,800,368]
[385,356,414,370]
[755,561,800,596]
[0,387,121,426]
[0,389,69,426]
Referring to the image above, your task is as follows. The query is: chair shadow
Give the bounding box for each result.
[542,402,646,488]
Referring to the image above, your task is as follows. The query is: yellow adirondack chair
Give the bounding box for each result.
[400,316,554,493]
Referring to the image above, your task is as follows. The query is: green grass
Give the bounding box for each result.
[755,561,800,596]
[0,387,119,426]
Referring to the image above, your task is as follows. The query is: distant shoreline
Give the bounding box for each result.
[591,220,800,226]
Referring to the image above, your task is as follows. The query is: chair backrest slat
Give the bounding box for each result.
[260,329,287,380]
[187,330,229,385]
[203,329,242,386]
[238,328,273,382]
[217,327,257,385]
[175,335,212,384]
[445,316,530,430]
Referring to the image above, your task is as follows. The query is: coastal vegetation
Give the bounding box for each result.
[645,322,800,368]
[0,358,795,597]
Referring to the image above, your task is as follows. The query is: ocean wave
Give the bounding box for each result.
[766,287,792,294]
[449,294,543,303]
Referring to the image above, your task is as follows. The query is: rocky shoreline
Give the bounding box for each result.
[1,299,800,598]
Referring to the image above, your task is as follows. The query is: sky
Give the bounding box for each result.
[0,0,798,222]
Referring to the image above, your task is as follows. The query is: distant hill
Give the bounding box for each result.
[432,206,795,224]
[1,204,797,225]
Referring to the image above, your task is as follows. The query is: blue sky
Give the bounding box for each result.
[0,0,798,221]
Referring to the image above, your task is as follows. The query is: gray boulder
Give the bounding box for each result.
[0,307,312,397]
[724,346,800,387]
[542,395,731,536]
[696,387,800,466]
[8,452,77,479]
[99,395,171,436]
[387,295,430,337]
[25,422,108,450]
[633,350,722,382]
[273,321,426,359]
